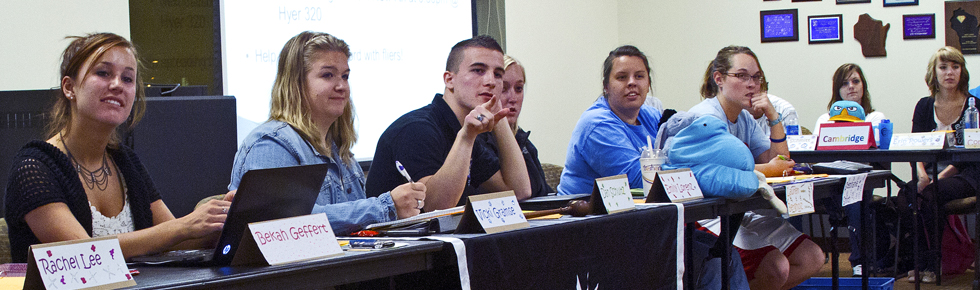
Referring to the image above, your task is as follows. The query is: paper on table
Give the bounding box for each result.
[365,206,465,229]
[0,277,25,289]
[521,211,563,220]
[766,174,829,184]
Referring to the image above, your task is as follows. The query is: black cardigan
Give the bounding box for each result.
[4,141,160,262]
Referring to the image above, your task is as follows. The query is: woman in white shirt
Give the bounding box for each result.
[815,64,890,277]
[814,63,886,133]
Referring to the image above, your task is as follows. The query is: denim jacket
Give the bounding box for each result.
[229,121,396,234]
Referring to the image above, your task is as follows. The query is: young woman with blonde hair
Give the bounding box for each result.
[228,31,425,234]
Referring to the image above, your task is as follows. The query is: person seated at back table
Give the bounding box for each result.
[366,36,531,210]
[901,46,980,283]
[228,31,426,235]
[557,45,662,195]
[5,33,234,262]
[476,55,553,197]
[689,45,823,290]
[818,63,890,277]
[814,63,887,134]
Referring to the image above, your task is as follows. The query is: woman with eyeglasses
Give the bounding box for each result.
[689,45,824,290]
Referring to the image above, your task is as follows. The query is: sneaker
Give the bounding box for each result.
[906,270,936,283]
[852,265,863,276]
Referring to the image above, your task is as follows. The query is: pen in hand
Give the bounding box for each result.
[395,161,414,183]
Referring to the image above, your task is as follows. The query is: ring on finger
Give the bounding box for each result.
[222,207,228,214]
[416,199,424,210]
[476,114,486,122]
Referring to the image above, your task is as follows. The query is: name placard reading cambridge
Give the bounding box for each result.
[816,122,876,150]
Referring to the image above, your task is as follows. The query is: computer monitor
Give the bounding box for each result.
[0,89,58,216]
[145,84,209,97]
[124,95,237,217]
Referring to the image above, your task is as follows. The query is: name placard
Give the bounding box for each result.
[588,174,636,214]
[455,191,530,234]
[645,169,703,203]
[965,128,980,148]
[841,173,868,207]
[816,122,876,150]
[889,132,949,150]
[234,213,342,266]
[785,182,815,217]
[24,236,135,290]
[787,135,818,151]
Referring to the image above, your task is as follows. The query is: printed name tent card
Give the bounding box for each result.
[231,213,342,266]
[964,128,980,149]
[455,191,530,234]
[24,236,135,290]
[841,173,868,207]
[888,132,949,150]
[787,135,818,151]
[785,182,815,217]
[587,174,636,214]
[816,122,876,150]
[645,168,704,203]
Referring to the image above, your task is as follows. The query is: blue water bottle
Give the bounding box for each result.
[878,119,892,149]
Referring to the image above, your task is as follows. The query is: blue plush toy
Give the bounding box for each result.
[828,100,866,122]
[661,114,786,213]
[662,115,759,199]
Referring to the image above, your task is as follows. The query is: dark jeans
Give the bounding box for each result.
[692,230,750,290]
[845,202,893,270]
[912,175,976,272]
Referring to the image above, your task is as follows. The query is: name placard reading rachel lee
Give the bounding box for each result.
[889,132,948,150]
[841,173,868,207]
[593,174,636,214]
[787,135,818,151]
[785,182,815,217]
[656,169,704,202]
[244,213,342,265]
[964,128,980,149]
[816,122,875,150]
[468,191,530,234]
[25,236,135,290]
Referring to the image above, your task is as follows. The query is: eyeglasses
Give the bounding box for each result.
[724,72,765,84]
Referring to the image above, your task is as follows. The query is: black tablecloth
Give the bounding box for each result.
[388,204,680,290]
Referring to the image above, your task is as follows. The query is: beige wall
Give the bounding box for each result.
[506,0,620,165]
[0,1,130,91]
[509,0,971,177]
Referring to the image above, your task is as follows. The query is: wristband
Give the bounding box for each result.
[770,136,787,143]
[767,112,784,127]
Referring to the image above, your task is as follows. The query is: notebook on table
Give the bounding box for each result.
[130,163,328,266]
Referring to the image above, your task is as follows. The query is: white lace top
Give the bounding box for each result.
[90,196,136,237]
